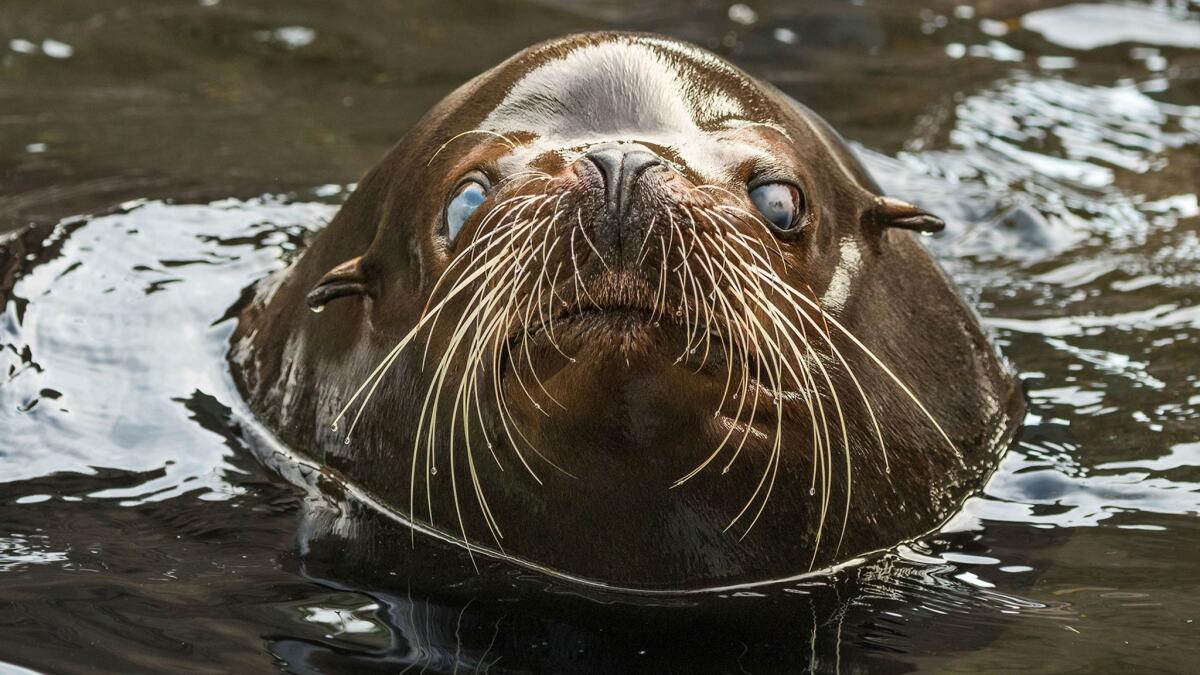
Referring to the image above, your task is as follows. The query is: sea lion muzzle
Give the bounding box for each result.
[582,142,666,219]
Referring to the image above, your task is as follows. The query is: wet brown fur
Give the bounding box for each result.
[230,32,1023,590]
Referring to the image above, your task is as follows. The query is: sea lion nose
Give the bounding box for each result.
[583,143,664,218]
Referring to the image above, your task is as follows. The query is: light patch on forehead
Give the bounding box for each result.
[720,118,792,140]
[482,41,749,143]
[820,237,861,314]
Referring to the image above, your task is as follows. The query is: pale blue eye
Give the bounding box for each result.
[446,181,487,242]
[750,183,801,231]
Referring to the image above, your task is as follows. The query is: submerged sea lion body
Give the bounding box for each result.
[230,32,1023,591]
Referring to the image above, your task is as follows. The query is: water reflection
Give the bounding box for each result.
[2,0,1199,672]
[1023,3,1200,51]
[881,73,1200,263]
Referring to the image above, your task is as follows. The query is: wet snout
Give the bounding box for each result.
[578,143,670,265]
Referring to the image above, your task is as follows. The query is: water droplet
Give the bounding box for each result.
[430,466,438,476]
[534,403,542,411]
[344,437,352,446]
[330,421,339,432]
[885,466,891,475]
[569,357,577,363]
[487,442,494,449]
[808,487,815,496]
[309,303,325,314]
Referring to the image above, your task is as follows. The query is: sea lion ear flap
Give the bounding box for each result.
[867,196,945,234]
[306,256,368,311]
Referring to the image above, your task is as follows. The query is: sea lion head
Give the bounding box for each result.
[232,32,1021,590]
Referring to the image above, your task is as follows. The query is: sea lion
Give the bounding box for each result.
[229,32,1023,591]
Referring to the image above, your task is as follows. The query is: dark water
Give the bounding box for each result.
[2,1,1199,672]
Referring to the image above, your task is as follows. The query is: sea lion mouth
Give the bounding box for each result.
[506,293,786,402]
[492,264,674,343]
[509,274,668,336]
[522,305,659,337]
[500,296,687,381]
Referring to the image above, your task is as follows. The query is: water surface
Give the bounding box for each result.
[2,1,1199,672]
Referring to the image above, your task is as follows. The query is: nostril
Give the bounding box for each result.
[619,151,662,184]
[584,148,626,192]
[582,145,665,216]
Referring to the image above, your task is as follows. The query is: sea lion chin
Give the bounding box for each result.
[229,31,1024,591]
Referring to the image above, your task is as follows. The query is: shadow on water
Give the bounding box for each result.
[2,0,1199,672]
